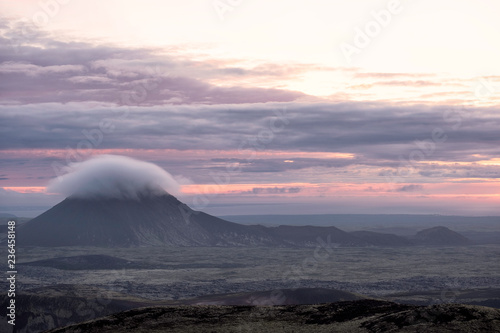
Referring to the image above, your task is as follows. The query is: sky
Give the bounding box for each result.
[1,0,500,217]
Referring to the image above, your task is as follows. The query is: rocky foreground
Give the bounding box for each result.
[47,300,500,333]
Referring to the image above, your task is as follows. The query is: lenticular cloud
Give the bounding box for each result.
[47,155,180,199]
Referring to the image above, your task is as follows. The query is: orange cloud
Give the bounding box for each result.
[2,187,46,193]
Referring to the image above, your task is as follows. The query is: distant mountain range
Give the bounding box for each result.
[16,192,472,247]
[221,214,500,231]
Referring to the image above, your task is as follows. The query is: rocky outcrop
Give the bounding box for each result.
[0,285,157,333]
[185,287,365,306]
[46,300,500,333]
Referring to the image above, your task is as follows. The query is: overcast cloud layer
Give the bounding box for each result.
[2,102,499,161]
[0,13,499,216]
[0,20,308,106]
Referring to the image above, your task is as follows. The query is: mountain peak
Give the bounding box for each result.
[17,193,277,247]
[413,226,470,246]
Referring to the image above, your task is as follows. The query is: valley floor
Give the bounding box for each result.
[1,244,499,332]
[12,245,500,300]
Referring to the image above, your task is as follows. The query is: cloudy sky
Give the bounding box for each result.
[1,0,500,217]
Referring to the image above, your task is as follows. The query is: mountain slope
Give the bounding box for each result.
[17,192,279,247]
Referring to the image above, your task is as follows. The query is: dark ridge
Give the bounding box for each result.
[384,288,500,309]
[18,254,247,270]
[185,287,365,305]
[267,225,369,247]
[45,300,500,333]
[19,254,159,270]
[350,230,414,246]
[0,285,366,332]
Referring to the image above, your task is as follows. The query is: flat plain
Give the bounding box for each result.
[13,244,500,300]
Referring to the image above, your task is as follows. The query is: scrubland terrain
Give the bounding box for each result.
[1,244,499,332]
[13,245,500,298]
